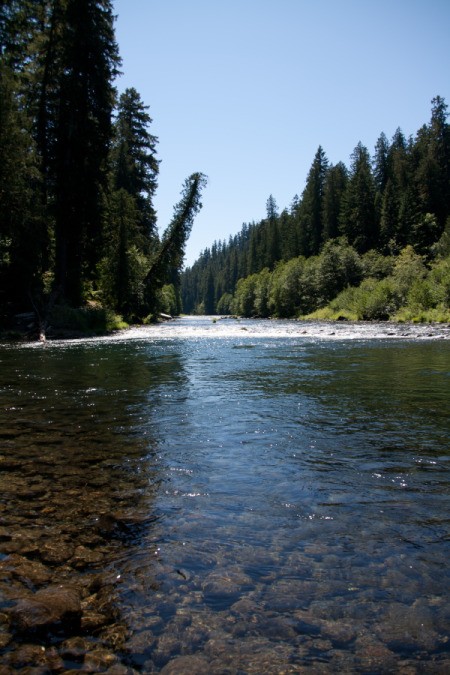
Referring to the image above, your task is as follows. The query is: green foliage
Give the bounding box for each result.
[232,274,258,317]
[253,267,271,317]
[310,249,450,323]
[311,277,397,321]
[216,293,234,314]
[268,258,305,317]
[391,245,427,304]
[221,238,450,323]
[428,257,450,305]
[357,278,399,320]
[361,250,395,279]
[159,284,178,316]
[314,239,363,304]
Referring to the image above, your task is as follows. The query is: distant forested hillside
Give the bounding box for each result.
[181,98,450,322]
[0,1,205,337]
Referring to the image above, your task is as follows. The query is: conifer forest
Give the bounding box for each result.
[181,100,450,323]
[0,0,206,337]
[1,2,450,335]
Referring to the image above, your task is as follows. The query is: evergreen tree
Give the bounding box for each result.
[417,96,450,230]
[297,146,328,256]
[340,142,377,252]
[389,128,409,189]
[0,60,45,312]
[0,1,50,75]
[145,173,207,312]
[111,87,159,245]
[99,189,148,316]
[379,178,400,252]
[385,128,414,249]
[50,0,120,305]
[400,185,420,249]
[100,87,159,317]
[247,227,260,275]
[203,268,215,314]
[373,132,391,193]
[322,162,348,242]
[264,194,280,268]
[278,208,297,261]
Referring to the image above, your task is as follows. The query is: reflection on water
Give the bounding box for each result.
[1,318,450,673]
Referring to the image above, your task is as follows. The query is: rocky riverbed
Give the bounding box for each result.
[1,438,450,673]
[0,436,146,673]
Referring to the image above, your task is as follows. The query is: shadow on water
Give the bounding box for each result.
[0,342,186,672]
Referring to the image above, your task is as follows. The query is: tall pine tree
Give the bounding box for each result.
[51,0,120,305]
[111,87,159,246]
[340,142,377,253]
[322,162,348,242]
[296,146,328,256]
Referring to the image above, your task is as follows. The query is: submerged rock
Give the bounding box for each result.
[71,544,104,569]
[160,654,211,674]
[0,553,51,588]
[4,643,49,669]
[321,619,357,646]
[60,635,93,661]
[9,585,81,633]
[39,539,75,565]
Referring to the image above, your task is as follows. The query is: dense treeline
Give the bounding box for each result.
[0,0,205,336]
[181,98,450,322]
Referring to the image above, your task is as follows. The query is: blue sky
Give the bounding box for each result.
[113,0,450,267]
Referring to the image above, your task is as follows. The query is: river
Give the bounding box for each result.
[1,317,449,673]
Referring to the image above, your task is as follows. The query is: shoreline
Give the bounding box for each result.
[2,315,450,345]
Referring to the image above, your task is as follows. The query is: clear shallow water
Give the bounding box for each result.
[1,317,450,673]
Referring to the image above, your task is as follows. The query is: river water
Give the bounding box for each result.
[1,317,450,673]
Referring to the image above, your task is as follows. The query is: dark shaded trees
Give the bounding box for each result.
[322,162,348,242]
[1,1,206,329]
[340,142,377,252]
[0,60,45,311]
[145,173,207,315]
[98,189,148,316]
[51,0,121,305]
[101,87,159,317]
[296,146,328,256]
[0,1,51,315]
[263,194,280,268]
[2,0,122,307]
[415,96,450,233]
